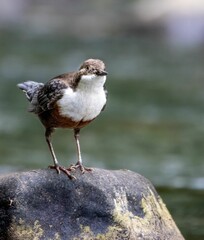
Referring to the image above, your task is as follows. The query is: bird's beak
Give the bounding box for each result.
[97,70,108,76]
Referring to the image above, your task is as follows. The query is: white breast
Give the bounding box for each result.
[57,75,106,122]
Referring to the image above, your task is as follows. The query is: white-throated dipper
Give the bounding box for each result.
[17,59,107,179]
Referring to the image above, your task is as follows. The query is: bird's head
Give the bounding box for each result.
[79,59,108,84]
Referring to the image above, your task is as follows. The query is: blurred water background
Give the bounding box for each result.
[0,0,204,239]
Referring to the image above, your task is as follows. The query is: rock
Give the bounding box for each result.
[0,168,184,240]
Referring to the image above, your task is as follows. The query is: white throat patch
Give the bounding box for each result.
[79,74,106,88]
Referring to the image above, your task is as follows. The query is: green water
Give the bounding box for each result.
[0,30,204,239]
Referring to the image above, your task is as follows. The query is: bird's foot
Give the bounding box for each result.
[68,162,92,174]
[49,165,76,179]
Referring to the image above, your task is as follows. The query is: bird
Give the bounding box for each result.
[17,59,108,179]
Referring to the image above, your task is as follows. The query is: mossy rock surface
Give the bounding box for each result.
[0,168,184,240]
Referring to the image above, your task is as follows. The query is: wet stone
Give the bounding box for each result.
[0,168,184,240]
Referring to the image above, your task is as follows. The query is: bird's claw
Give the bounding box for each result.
[49,165,76,179]
[68,163,92,174]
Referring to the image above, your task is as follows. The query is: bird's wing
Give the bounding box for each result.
[37,73,75,112]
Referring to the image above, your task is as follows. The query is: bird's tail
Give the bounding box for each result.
[17,81,44,113]
[17,81,44,102]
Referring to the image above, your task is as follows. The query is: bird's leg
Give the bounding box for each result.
[74,128,83,168]
[45,128,74,179]
[69,128,92,173]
